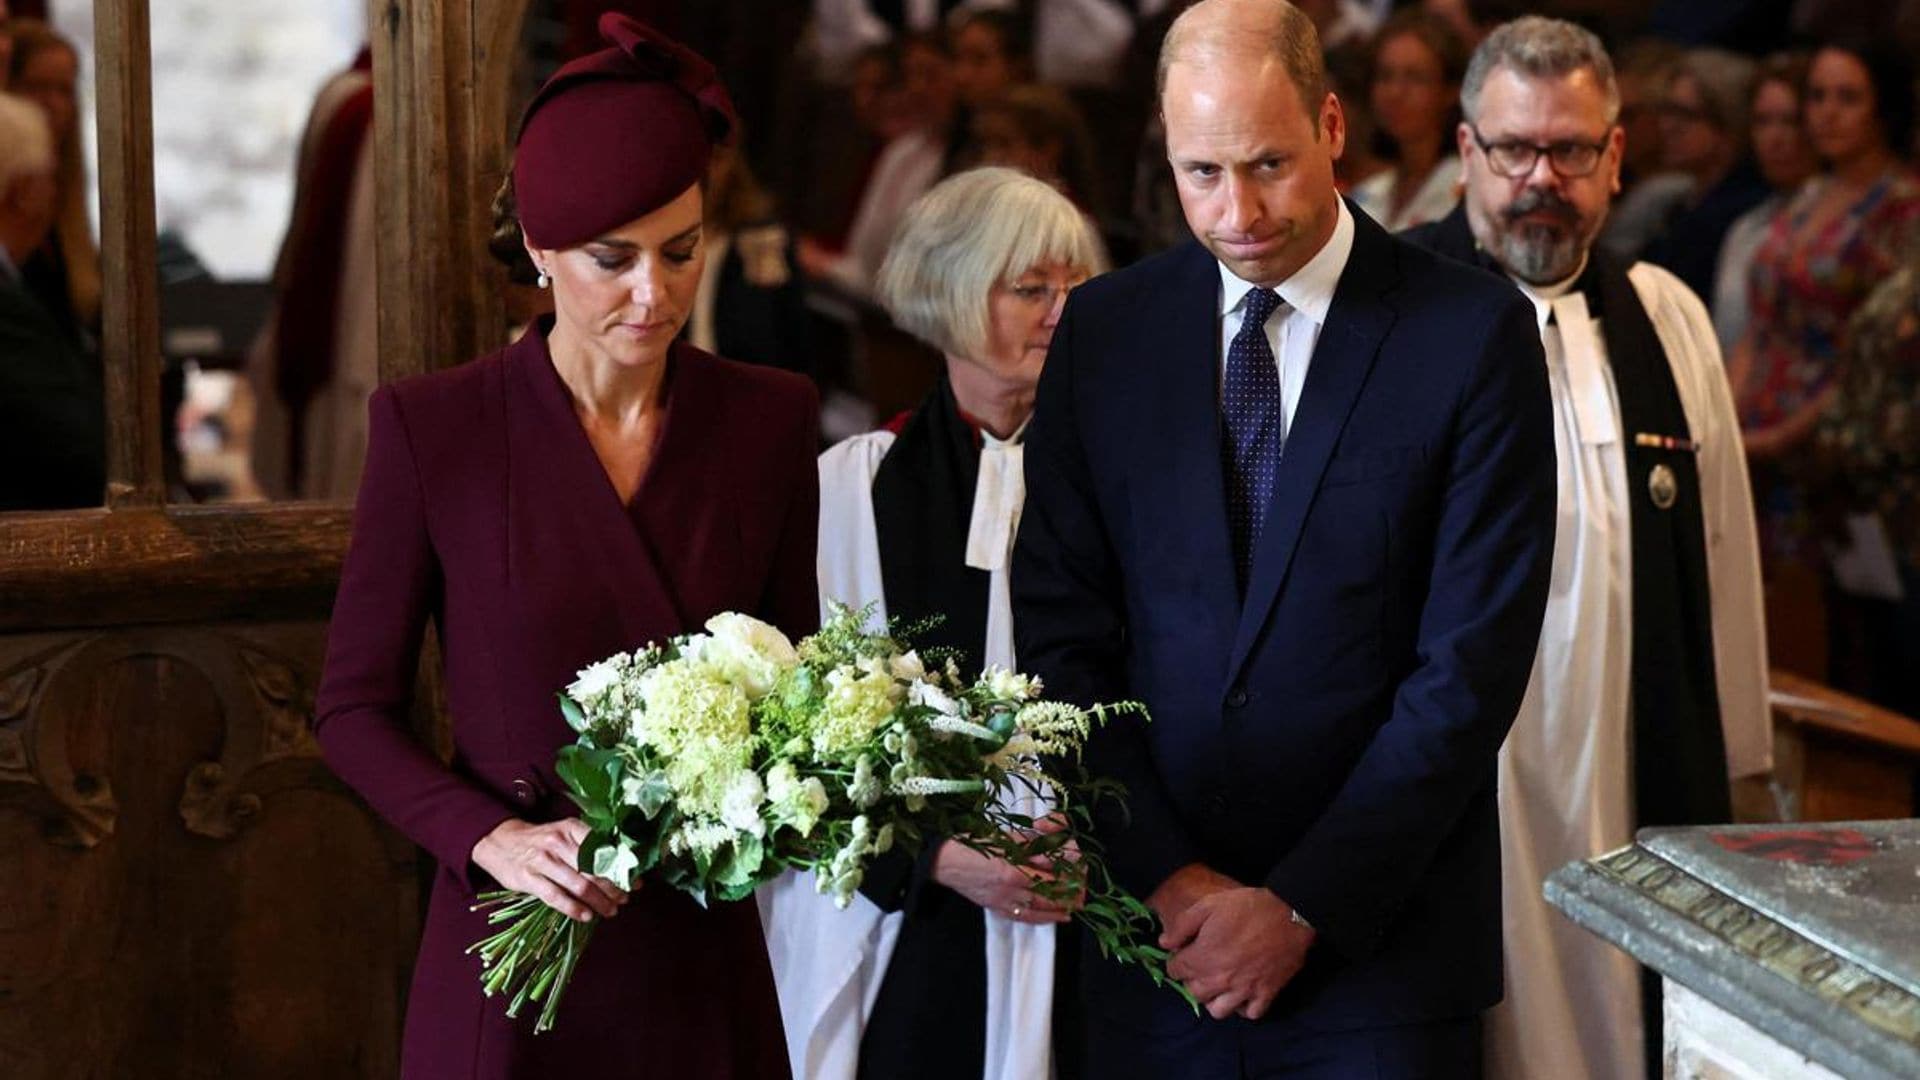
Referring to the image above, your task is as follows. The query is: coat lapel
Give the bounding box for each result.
[1138,242,1240,657]
[627,342,747,628]
[1228,208,1401,680]
[507,323,688,648]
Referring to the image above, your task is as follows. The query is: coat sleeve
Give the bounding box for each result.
[1263,295,1557,958]
[1013,294,1203,896]
[313,387,517,891]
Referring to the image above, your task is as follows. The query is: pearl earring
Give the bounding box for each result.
[536,267,551,289]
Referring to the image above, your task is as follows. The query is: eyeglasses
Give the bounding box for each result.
[1000,279,1084,307]
[1468,124,1613,179]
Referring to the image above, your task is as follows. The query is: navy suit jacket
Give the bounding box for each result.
[1013,206,1555,1040]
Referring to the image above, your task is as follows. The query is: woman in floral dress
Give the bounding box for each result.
[1728,42,1920,672]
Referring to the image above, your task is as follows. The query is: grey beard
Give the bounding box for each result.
[1493,220,1587,285]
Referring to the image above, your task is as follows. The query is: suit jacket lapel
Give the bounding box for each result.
[1229,208,1401,680]
[1140,243,1240,655]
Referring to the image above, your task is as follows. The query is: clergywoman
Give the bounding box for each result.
[758,167,1105,1080]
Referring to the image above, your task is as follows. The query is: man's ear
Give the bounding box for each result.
[1607,124,1626,195]
[1321,92,1346,160]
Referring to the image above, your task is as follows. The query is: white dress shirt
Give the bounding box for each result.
[1215,198,1356,443]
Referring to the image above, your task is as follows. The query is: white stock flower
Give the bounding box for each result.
[719,769,767,837]
[981,666,1037,701]
[767,762,830,835]
[846,754,882,808]
[908,679,962,717]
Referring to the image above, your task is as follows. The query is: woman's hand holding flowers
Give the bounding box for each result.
[473,817,633,922]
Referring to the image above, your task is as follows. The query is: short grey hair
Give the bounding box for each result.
[876,167,1108,360]
[0,93,54,193]
[1673,48,1758,138]
[1461,16,1620,126]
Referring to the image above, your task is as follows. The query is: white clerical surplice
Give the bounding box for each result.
[1485,262,1771,1080]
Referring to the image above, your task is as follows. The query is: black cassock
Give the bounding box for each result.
[856,377,1082,1080]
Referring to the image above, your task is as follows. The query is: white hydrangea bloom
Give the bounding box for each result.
[813,666,900,758]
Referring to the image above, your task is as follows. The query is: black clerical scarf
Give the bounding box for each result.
[1406,207,1730,828]
[871,376,992,678]
[860,376,990,1080]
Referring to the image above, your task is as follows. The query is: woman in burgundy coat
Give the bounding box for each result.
[313,16,815,1078]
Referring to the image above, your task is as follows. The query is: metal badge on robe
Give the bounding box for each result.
[1635,432,1700,510]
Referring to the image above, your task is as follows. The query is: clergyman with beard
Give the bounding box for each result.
[1402,17,1771,1080]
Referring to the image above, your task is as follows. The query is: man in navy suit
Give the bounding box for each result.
[1012,1,1557,1074]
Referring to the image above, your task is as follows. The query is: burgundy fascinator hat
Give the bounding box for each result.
[512,13,737,250]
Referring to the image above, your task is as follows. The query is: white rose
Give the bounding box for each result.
[701,613,801,698]
[888,650,925,682]
[568,658,622,702]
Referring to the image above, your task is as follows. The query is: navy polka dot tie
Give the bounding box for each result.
[1223,286,1285,593]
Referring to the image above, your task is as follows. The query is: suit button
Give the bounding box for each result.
[1226,687,1249,708]
[511,778,536,805]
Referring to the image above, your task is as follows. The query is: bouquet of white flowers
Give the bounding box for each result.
[468,603,1171,1032]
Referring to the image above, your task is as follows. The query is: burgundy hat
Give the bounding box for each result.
[513,13,736,249]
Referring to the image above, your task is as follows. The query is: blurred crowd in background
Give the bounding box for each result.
[5,0,1920,718]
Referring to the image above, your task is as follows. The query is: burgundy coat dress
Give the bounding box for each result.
[314,323,817,1078]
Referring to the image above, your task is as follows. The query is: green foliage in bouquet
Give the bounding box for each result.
[468,603,1181,1033]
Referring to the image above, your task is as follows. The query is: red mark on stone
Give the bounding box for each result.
[1711,829,1878,866]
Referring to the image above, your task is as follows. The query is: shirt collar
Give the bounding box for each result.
[1217,198,1355,328]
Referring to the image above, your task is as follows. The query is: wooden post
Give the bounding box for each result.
[92,0,165,507]
[371,0,525,382]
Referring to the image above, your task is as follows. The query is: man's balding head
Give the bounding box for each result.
[1157,0,1346,286]
[1158,0,1327,128]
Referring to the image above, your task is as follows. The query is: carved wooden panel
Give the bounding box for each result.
[0,624,418,1078]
